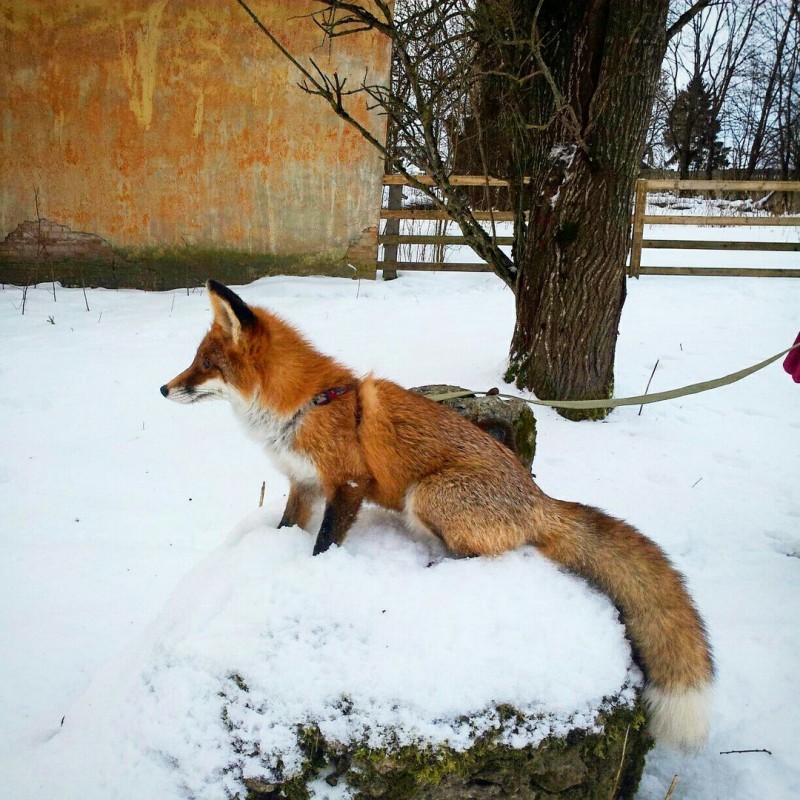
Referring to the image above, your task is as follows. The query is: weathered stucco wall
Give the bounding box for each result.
[0,1,391,287]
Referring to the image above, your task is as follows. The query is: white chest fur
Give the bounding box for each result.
[232,397,319,485]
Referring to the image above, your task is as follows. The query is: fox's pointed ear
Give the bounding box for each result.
[206,280,257,341]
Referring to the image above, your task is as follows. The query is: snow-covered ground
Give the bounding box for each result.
[1,262,798,798]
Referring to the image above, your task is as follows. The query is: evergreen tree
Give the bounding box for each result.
[665,75,729,177]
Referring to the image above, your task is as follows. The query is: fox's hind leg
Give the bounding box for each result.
[278,480,322,531]
[405,470,531,557]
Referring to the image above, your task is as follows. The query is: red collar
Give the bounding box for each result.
[311,384,355,406]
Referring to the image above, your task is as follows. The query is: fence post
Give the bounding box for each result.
[629,179,647,278]
[381,182,403,281]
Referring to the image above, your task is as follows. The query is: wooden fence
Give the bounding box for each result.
[629,179,800,278]
[379,176,800,278]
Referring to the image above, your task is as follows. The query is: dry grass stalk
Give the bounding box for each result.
[664,774,679,800]
[608,723,631,799]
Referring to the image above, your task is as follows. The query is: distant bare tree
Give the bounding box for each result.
[660,0,764,176]
[643,69,674,168]
[698,0,763,177]
[773,26,800,181]
[745,0,799,176]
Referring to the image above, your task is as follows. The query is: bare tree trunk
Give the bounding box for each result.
[509,154,630,419]
[381,183,402,280]
[503,0,669,419]
[774,7,800,184]
[746,0,798,177]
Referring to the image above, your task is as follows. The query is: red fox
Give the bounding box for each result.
[161,280,713,751]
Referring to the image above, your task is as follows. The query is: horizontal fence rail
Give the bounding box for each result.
[641,179,800,191]
[628,178,800,278]
[641,215,800,226]
[380,209,516,221]
[379,175,800,278]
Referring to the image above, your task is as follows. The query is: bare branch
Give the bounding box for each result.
[236,0,517,285]
[310,0,394,37]
[667,0,718,42]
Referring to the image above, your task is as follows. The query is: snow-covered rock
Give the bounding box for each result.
[5,507,648,799]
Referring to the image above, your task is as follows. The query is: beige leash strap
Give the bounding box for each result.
[426,342,800,410]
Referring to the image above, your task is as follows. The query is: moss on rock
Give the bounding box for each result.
[237,692,652,800]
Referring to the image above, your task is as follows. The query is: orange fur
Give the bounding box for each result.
[162,281,714,751]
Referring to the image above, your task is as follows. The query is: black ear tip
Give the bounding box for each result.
[206,279,257,327]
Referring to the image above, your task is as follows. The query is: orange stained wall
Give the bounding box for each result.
[0,1,391,256]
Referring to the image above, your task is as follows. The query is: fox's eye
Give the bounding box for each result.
[201,357,213,370]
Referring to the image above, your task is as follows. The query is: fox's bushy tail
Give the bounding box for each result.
[534,500,714,751]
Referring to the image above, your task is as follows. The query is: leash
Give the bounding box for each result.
[425,342,800,411]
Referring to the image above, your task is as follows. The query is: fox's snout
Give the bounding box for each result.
[159,377,200,403]
[160,364,228,404]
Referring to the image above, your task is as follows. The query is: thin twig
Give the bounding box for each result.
[609,723,631,800]
[258,481,266,508]
[664,774,679,800]
[33,185,56,302]
[33,187,49,259]
[81,272,90,312]
[638,359,660,416]
[719,748,772,755]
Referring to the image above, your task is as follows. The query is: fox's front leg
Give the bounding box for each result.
[312,482,365,555]
[278,481,321,531]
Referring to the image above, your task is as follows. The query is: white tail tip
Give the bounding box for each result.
[644,681,713,752]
